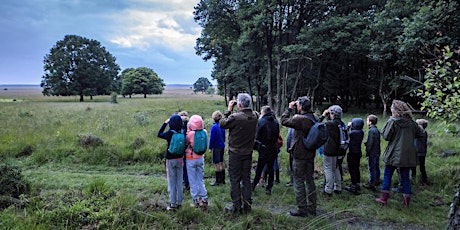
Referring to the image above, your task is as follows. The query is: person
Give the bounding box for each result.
[209,111,226,186]
[344,118,365,194]
[178,111,190,191]
[363,114,381,191]
[185,115,209,208]
[157,114,184,211]
[285,128,295,187]
[281,96,317,217]
[319,105,343,196]
[411,119,429,186]
[219,93,258,214]
[375,100,425,208]
[252,106,280,195]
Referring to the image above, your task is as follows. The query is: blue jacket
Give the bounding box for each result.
[157,114,184,159]
[348,118,364,155]
[209,121,225,149]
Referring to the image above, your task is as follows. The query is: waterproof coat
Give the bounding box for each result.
[185,115,208,160]
[348,118,364,155]
[382,117,425,167]
[280,108,315,160]
[219,108,258,155]
[157,114,184,160]
[255,111,280,156]
[318,116,341,157]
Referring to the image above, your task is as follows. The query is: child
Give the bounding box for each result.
[363,114,381,191]
[185,115,209,208]
[344,118,364,194]
[157,114,184,211]
[178,111,190,191]
[412,119,429,186]
[209,111,226,186]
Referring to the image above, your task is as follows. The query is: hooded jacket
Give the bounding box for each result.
[185,115,208,160]
[255,111,280,155]
[348,118,364,155]
[157,114,184,159]
[382,117,425,167]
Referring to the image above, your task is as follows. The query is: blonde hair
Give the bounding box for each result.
[212,110,223,121]
[416,119,428,129]
[390,100,412,118]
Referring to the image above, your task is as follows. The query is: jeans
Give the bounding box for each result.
[381,165,411,194]
[186,157,208,201]
[323,155,342,193]
[228,151,252,208]
[368,153,381,185]
[166,158,183,206]
[293,158,316,213]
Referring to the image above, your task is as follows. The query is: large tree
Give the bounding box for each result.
[193,77,212,93]
[41,35,120,101]
[120,67,165,98]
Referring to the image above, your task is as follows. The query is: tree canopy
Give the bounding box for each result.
[41,35,120,101]
[120,67,165,98]
[193,77,213,93]
[194,0,460,115]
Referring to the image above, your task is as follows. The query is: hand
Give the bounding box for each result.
[228,99,236,111]
[322,109,329,117]
[348,122,352,127]
[288,101,296,109]
[165,118,169,124]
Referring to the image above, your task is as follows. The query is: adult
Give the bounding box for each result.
[252,106,280,195]
[280,96,317,217]
[375,100,425,208]
[219,93,258,214]
[319,105,343,196]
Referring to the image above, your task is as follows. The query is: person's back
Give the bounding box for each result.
[345,118,365,193]
[363,114,381,190]
[220,108,257,155]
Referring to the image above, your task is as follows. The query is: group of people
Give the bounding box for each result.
[158,93,429,215]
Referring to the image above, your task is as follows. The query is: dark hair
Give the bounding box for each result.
[367,114,378,125]
[297,96,311,112]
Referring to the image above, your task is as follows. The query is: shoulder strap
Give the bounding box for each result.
[303,113,317,123]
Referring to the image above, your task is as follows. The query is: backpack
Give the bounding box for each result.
[277,134,283,148]
[192,130,208,155]
[338,123,350,151]
[303,114,328,150]
[168,130,186,156]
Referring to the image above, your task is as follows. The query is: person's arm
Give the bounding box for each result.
[280,101,296,128]
[365,128,374,156]
[382,119,394,141]
[157,120,169,139]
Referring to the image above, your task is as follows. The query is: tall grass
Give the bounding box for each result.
[0,88,458,229]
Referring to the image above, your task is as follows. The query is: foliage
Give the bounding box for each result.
[420,46,460,135]
[193,77,213,93]
[120,67,165,98]
[41,35,120,102]
[110,92,118,104]
[0,162,29,209]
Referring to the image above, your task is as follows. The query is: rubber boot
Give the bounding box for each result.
[402,194,411,208]
[375,190,390,205]
[221,169,226,184]
[211,171,220,186]
[275,170,280,183]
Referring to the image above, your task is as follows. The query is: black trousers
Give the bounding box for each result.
[347,153,362,185]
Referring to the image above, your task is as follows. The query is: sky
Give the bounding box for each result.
[0,0,213,85]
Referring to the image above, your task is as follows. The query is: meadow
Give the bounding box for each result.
[0,86,459,229]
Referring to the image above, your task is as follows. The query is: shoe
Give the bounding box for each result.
[321,189,332,197]
[363,183,376,191]
[345,184,359,194]
[242,204,252,214]
[225,205,241,214]
[289,209,308,217]
[201,199,208,209]
[265,189,272,195]
[190,199,200,208]
[285,182,293,187]
[166,204,176,211]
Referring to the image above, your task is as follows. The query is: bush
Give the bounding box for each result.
[0,162,30,209]
[110,92,118,104]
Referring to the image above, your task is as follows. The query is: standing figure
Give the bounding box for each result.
[281,96,317,217]
[363,114,381,191]
[344,118,365,194]
[252,106,280,195]
[178,111,190,191]
[209,111,226,186]
[411,119,429,186]
[375,100,425,208]
[157,114,184,211]
[185,115,209,208]
[285,128,295,187]
[219,93,258,214]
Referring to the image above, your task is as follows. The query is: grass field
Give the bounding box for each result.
[0,86,459,229]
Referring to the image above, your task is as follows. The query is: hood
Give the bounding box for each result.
[392,117,413,128]
[188,115,204,131]
[351,118,364,130]
[263,111,276,121]
[168,114,183,132]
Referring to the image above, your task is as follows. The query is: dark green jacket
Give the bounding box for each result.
[382,117,425,167]
[219,108,258,155]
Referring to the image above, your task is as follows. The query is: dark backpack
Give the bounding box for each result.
[303,114,328,150]
[192,130,208,155]
[338,123,350,151]
[168,130,186,156]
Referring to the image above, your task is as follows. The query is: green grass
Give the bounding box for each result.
[0,89,459,229]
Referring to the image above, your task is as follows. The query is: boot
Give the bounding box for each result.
[211,171,220,186]
[375,190,390,205]
[221,169,226,184]
[402,194,411,208]
[275,170,280,183]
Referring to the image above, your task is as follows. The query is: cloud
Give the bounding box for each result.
[108,0,200,53]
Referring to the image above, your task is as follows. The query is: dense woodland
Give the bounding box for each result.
[193,0,460,115]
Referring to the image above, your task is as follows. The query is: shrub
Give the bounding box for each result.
[0,162,30,209]
[78,134,103,148]
[110,92,118,103]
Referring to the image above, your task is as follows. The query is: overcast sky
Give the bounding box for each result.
[0,0,213,85]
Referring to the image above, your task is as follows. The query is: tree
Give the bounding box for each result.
[419,46,460,135]
[41,35,120,101]
[121,67,165,98]
[193,77,212,94]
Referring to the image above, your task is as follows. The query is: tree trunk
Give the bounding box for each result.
[144,94,147,98]
[80,94,84,102]
[276,60,281,115]
[447,182,460,230]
